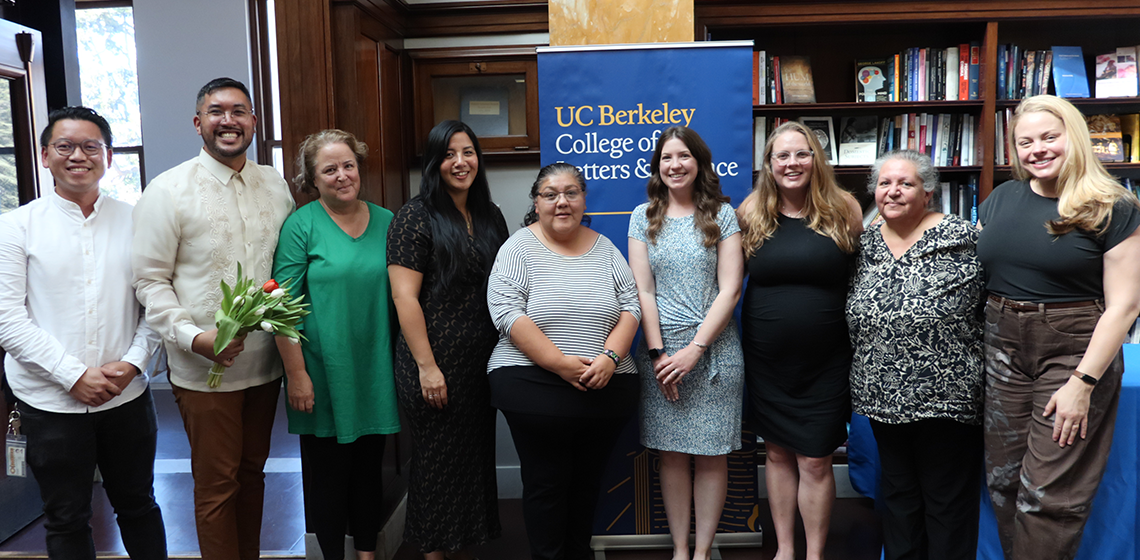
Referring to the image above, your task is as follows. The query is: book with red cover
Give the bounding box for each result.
[958,44,969,100]
[773,56,783,104]
[753,51,760,105]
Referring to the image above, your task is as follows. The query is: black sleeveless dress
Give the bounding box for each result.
[742,215,853,458]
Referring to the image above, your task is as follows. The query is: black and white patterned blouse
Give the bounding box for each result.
[846,215,984,425]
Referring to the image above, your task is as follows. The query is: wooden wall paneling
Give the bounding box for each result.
[404,5,548,37]
[354,5,411,209]
[275,0,336,207]
[348,0,408,37]
[979,21,998,200]
[378,44,409,209]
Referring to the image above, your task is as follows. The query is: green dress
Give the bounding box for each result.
[272,201,400,442]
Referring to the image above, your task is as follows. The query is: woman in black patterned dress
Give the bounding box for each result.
[387,120,509,560]
[846,150,984,560]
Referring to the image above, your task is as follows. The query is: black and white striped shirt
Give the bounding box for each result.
[487,228,641,374]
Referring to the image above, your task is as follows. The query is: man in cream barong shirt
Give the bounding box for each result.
[132,78,294,560]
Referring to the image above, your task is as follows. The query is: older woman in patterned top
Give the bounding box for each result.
[846,149,985,560]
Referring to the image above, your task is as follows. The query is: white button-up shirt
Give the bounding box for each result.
[0,190,160,413]
[132,149,294,392]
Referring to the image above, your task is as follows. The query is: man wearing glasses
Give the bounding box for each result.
[0,106,166,559]
[132,77,294,560]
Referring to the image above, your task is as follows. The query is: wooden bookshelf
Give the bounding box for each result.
[698,1,1140,202]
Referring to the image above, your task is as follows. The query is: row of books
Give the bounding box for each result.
[752,112,983,168]
[995,45,1054,100]
[994,111,1140,164]
[877,113,981,167]
[994,45,1139,100]
[863,174,981,227]
[752,52,816,105]
[753,45,1140,106]
[855,44,981,103]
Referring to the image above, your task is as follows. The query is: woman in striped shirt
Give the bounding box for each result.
[487,162,641,560]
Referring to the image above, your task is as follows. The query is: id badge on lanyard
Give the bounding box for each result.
[6,408,27,477]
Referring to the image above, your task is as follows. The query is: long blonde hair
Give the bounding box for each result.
[1009,95,1138,235]
[740,121,857,257]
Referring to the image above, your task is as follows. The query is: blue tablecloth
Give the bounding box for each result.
[847,344,1140,560]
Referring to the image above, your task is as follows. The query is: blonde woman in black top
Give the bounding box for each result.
[977,95,1140,560]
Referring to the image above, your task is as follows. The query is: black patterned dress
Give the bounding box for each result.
[386,196,503,552]
[846,215,984,425]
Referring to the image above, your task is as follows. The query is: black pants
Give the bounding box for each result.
[299,433,387,560]
[20,388,166,560]
[502,411,628,560]
[871,418,983,560]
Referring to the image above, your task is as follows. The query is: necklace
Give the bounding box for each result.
[781,204,805,218]
[465,214,473,235]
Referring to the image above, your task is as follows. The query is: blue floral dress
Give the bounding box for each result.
[628,202,745,455]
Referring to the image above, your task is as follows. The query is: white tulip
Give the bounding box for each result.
[261,321,274,333]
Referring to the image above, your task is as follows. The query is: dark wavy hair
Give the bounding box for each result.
[522,162,591,227]
[419,120,509,297]
[644,126,729,247]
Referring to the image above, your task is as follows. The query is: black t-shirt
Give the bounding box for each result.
[977,180,1140,302]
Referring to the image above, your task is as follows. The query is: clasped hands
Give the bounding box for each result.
[69,361,140,407]
[652,343,705,403]
[553,353,616,392]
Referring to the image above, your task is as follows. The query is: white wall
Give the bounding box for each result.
[409,161,540,234]
[133,0,255,179]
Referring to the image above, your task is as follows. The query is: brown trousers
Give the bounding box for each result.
[172,378,282,560]
[982,298,1122,560]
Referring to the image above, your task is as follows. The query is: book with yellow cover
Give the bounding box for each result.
[1087,114,1125,162]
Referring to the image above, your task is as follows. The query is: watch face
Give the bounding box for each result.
[648,348,662,359]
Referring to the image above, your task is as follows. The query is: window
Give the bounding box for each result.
[251,0,284,178]
[75,3,145,204]
[0,82,18,213]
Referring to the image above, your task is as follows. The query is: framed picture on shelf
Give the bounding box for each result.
[800,116,837,163]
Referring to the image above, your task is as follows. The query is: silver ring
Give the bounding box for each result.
[429,394,436,399]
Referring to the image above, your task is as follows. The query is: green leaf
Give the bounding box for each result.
[214,316,242,355]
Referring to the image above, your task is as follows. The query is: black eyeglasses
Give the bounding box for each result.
[48,140,107,157]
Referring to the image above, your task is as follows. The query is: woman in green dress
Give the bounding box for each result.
[272,129,400,560]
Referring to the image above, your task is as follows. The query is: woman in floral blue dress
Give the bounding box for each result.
[628,126,745,560]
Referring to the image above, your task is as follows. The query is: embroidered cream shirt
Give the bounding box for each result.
[132,149,295,391]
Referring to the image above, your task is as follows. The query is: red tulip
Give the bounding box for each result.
[262,279,280,293]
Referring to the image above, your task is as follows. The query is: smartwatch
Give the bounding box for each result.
[647,348,664,360]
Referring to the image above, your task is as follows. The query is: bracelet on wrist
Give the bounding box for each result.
[1074,371,1098,386]
[602,348,621,366]
[693,341,709,350]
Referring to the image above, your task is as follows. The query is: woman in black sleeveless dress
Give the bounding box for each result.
[736,121,863,560]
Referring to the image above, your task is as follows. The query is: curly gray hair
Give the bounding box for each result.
[866,149,939,193]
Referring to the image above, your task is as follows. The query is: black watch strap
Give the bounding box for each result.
[1075,372,1098,386]
[647,348,664,360]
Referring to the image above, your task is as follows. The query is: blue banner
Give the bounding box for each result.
[537,42,759,537]
[538,42,754,256]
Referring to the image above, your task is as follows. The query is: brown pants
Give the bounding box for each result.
[982,298,1122,560]
[172,378,282,560]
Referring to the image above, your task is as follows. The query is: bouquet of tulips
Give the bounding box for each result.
[207,263,310,388]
